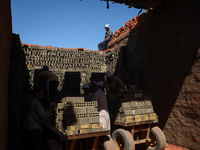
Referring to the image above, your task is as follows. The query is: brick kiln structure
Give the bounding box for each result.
[1,0,200,150]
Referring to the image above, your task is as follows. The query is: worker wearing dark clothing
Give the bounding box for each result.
[35,67,59,107]
[23,87,56,150]
[105,71,127,99]
[98,24,113,51]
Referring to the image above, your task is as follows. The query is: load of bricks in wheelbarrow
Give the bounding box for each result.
[54,97,103,135]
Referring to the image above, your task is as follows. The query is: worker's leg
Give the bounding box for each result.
[102,38,112,51]
[28,129,42,150]
[98,42,103,51]
[99,109,111,131]
[24,130,33,150]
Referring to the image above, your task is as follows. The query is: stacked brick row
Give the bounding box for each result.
[21,44,107,95]
[23,44,106,71]
[116,85,158,123]
[55,97,103,135]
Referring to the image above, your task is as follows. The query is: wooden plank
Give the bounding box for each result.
[69,139,76,150]
[60,130,110,141]
[146,123,151,141]
[92,136,99,150]
[130,126,135,137]
[134,139,146,144]
[65,141,68,150]
[43,118,110,141]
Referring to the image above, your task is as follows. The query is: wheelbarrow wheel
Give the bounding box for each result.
[147,126,166,150]
[111,129,135,150]
[97,135,116,150]
[44,139,63,150]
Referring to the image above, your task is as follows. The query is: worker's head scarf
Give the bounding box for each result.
[82,84,90,89]
[93,81,103,87]
[105,71,113,79]
[105,24,110,28]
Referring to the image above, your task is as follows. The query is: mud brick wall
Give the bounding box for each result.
[21,43,107,93]
[123,0,200,149]
[0,0,12,150]
[9,0,200,149]
[9,34,141,149]
[106,46,142,88]
[8,34,110,149]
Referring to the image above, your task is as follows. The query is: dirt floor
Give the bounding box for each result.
[165,143,191,150]
[135,143,191,150]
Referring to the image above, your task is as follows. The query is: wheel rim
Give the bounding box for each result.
[115,135,125,150]
[148,134,157,147]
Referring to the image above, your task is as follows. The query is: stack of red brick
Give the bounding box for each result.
[108,0,175,49]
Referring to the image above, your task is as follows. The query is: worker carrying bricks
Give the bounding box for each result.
[105,71,127,99]
[98,24,113,51]
[35,66,58,107]
[81,83,93,101]
[91,81,110,130]
[23,87,56,150]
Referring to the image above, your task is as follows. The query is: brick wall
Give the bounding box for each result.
[124,0,200,149]
[8,0,200,149]
[8,34,141,149]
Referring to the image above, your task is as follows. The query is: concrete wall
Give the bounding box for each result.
[0,0,12,149]
[124,0,200,149]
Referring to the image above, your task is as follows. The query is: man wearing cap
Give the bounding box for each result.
[91,81,110,130]
[98,24,113,51]
[81,84,93,101]
[35,66,59,107]
[105,71,127,99]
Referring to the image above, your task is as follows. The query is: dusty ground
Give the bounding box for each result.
[165,143,191,150]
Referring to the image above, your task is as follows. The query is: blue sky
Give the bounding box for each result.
[11,0,143,50]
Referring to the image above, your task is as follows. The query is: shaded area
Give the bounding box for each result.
[0,0,12,149]
[8,34,32,149]
[60,72,81,97]
[114,0,200,149]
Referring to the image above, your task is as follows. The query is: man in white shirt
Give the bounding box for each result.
[98,24,113,51]
[23,87,56,150]
[91,81,110,130]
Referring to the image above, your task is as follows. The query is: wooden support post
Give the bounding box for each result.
[80,140,82,150]
[130,126,135,137]
[92,136,99,150]
[69,139,76,150]
[86,138,92,150]
[65,140,68,150]
[146,123,151,142]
